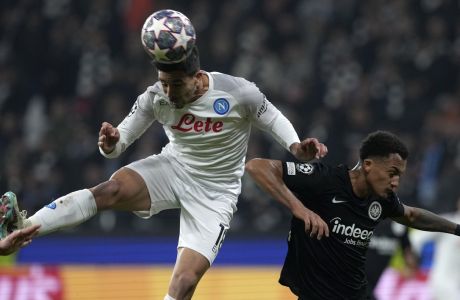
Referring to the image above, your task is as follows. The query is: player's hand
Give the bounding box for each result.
[290,138,328,161]
[0,225,40,256]
[293,206,329,240]
[98,122,120,154]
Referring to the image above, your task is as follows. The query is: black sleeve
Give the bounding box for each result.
[383,193,405,218]
[281,161,329,195]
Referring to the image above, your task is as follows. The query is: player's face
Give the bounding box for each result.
[158,70,198,108]
[363,153,407,198]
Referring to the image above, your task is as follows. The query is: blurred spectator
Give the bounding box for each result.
[410,196,460,300]
[365,219,417,299]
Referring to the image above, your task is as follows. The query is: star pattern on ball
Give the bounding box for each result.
[152,42,170,61]
[171,26,194,51]
[146,16,170,39]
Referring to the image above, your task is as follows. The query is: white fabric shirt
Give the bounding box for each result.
[100,71,300,196]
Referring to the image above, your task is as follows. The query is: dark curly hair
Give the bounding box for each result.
[359,131,409,160]
[153,46,200,76]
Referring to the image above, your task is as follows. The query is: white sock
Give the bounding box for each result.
[164,295,176,300]
[26,189,98,236]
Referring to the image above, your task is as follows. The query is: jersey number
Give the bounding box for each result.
[212,223,228,253]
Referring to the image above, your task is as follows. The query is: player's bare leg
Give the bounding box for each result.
[14,167,151,236]
[167,247,210,300]
[90,167,151,212]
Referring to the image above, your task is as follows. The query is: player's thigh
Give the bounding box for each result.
[125,154,181,217]
[108,167,151,211]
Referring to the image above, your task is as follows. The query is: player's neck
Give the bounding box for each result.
[198,71,209,94]
[349,168,370,199]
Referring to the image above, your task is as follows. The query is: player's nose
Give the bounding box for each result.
[390,177,400,190]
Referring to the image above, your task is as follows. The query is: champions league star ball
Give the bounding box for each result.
[141,9,196,64]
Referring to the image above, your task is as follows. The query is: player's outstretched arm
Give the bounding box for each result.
[290,138,328,161]
[0,225,40,256]
[98,122,120,154]
[392,205,460,236]
[245,158,329,239]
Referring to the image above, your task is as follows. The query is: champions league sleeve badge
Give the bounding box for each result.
[296,163,314,175]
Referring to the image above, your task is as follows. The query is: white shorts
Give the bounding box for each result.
[125,154,236,265]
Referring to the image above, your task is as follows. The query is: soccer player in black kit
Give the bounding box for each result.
[246,131,460,300]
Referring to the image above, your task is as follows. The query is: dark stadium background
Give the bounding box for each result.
[0,0,459,299]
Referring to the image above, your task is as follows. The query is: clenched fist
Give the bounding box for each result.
[98,122,120,154]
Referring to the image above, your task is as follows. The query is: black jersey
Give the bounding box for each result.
[279,162,405,300]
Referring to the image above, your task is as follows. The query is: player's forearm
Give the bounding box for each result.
[100,111,154,159]
[397,206,460,235]
[245,159,305,213]
[261,108,300,151]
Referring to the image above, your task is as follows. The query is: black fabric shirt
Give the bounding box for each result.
[279,162,405,300]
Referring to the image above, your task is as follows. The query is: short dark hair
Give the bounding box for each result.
[359,131,409,160]
[153,46,200,76]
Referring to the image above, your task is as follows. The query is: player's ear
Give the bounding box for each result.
[362,158,373,173]
[194,71,203,80]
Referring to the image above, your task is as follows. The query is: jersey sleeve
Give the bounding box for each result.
[281,161,328,195]
[382,193,405,218]
[238,80,300,151]
[99,88,156,158]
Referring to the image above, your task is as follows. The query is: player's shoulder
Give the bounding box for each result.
[384,192,403,205]
[210,72,260,99]
[145,82,163,96]
[130,83,165,112]
[143,82,167,104]
[210,72,253,90]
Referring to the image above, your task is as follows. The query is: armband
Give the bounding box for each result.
[455,224,460,236]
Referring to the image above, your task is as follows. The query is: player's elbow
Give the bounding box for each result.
[245,158,261,177]
[246,158,282,178]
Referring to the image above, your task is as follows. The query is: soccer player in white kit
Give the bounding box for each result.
[0,13,327,300]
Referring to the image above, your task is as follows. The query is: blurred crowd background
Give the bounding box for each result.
[0,0,459,237]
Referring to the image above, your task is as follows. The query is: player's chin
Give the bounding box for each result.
[171,100,183,108]
[384,189,395,198]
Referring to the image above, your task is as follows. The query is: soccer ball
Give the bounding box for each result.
[141,9,196,64]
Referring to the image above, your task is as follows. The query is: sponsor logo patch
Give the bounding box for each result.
[330,217,374,247]
[256,97,268,118]
[127,100,139,117]
[172,113,224,133]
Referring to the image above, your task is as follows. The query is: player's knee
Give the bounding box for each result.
[90,179,124,209]
[171,271,200,294]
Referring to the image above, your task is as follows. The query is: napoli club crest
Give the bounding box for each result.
[213,98,230,115]
[368,201,382,220]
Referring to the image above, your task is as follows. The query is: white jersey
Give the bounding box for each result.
[101,71,300,195]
